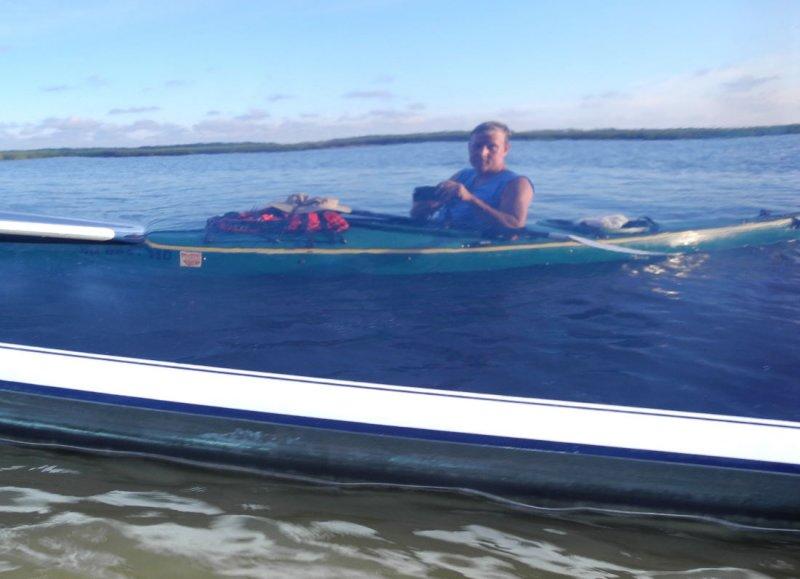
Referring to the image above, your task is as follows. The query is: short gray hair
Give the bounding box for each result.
[470,121,512,141]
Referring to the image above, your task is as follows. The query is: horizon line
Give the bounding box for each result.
[2,123,798,161]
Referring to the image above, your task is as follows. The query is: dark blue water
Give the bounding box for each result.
[0,136,798,574]
[0,136,798,418]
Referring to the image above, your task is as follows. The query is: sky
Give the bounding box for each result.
[1,0,798,149]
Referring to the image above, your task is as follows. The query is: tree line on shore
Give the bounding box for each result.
[1,124,798,161]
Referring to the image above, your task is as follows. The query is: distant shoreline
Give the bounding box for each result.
[2,124,798,161]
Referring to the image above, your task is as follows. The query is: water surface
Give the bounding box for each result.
[0,135,798,575]
[0,445,798,577]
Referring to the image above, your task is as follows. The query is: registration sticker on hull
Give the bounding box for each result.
[179,251,203,268]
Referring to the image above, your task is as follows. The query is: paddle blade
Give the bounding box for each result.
[550,232,668,256]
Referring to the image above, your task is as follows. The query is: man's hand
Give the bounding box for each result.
[411,180,471,220]
[436,180,474,203]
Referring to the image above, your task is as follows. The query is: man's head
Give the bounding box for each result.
[469,121,511,175]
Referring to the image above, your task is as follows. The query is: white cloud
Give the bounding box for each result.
[233,109,270,121]
[267,93,294,102]
[85,74,109,88]
[40,84,72,93]
[3,53,798,149]
[0,116,189,149]
[164,79,191,88]
[720,74,780,93]
[39,75,109,93]
[0,108,438,149]
[343,90,394,99]
[502,52,800,129]
[108,106,161,115]
[366,108,414,120]
[372,75,395,84]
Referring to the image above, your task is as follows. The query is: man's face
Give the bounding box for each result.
[468,130,509,174]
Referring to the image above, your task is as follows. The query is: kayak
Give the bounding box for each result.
[0,210,798,275]
[151,212,800,274]
[0,341,798,528]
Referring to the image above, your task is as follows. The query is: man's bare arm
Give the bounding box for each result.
[496,177,534,228]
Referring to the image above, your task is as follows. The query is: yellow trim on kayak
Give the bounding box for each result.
[146,238,578,255]
[144,218,793,256]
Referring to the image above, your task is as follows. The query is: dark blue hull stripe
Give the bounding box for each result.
[1,378,798,476]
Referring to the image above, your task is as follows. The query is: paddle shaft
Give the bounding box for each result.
[349,210,666,256]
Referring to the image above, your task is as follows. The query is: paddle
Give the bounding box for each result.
[544,231,666,256]
[348,210,667,256]
[349,209,420,225]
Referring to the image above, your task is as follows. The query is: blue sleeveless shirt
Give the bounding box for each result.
[434,168,529,229]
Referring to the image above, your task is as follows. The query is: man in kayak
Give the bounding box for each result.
[411,121,534,230]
